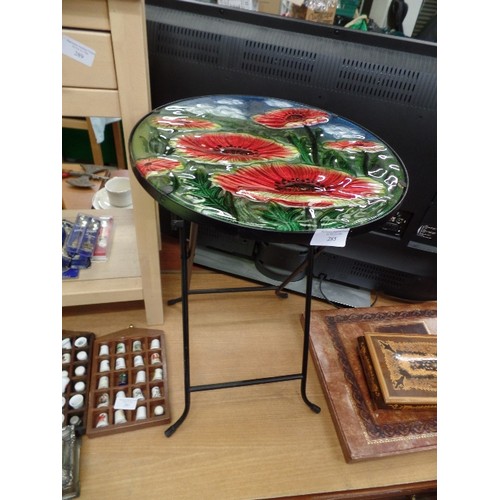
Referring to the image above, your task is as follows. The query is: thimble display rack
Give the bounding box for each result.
[62,330,95,436]
[86,328,171,437]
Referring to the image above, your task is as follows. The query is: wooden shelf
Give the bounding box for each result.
[62,209,144,306]
[62,0,164,325]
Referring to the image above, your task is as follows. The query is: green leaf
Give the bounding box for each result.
[185,168,236,216]
[149,173,179,195]
[286,133,312,164]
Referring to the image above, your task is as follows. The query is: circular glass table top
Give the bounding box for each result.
[129,95,408,243]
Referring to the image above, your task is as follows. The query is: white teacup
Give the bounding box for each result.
[105,177,132,207]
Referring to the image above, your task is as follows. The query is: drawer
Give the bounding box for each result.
[63,29,117,89]
[62,87,121,117]
[62,0,110,30]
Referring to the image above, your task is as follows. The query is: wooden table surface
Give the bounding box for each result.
[62,268,437,499]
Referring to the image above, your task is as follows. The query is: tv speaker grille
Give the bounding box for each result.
[146,6,436,109]
[349,261,408,287]
[241,41,317,84]
[153,23,223,65]
[336,58,419,104]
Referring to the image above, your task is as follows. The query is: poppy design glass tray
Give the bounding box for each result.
[129,95,408,237]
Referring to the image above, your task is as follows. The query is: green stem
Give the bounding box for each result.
[304,126,319,165]
[286,133,312,164]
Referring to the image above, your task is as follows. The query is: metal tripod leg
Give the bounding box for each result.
[165,221,191,437]
[300,245,321,413]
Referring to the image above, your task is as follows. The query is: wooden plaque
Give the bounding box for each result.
[308,303,437,462]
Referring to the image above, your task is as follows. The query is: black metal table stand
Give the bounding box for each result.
[165,220,321,438]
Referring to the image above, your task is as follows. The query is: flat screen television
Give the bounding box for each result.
[144,0,437,303]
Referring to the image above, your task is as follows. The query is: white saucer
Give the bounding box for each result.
[92,188,133,209]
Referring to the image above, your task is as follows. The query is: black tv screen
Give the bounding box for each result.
[144,0,437,302]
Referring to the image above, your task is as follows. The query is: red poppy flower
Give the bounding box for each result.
[171,133,298,164]
[211,163,385,208]
[323,140,387,153]
[251,108,330,129]
[136,157,182,177]
[151,116,220,130]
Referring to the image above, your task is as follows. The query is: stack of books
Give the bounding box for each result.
[357,332,437,411]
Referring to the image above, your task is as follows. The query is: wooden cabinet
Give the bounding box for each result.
[62,0,164,325]
[62,29,117,89]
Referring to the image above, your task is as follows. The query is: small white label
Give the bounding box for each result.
[114,397,138,410]
[310,228,349,247]
[62,35,96,67]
